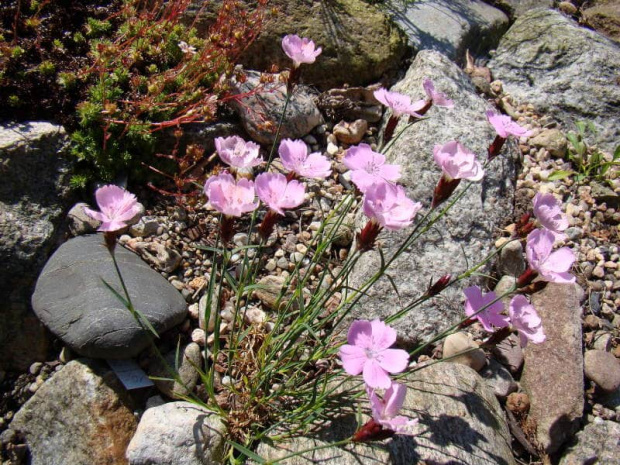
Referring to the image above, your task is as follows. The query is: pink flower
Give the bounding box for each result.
[526,229,575,283]
[178,41,196,55]
[463,286,509,332]
[367,382,418,435]
[204,172,259,217]
[84,185,142,232]
[532,192,569,241]
[423,79,454,108]
[215,136,263,170]
[486,110,532,138]
[255,172,305,215]
[278,139,331,179]
[281,34,322,67]
[363,182,422,231]
[344,144,401,192]
[433,141,484,181]
[338,319,409,389]
[373,88,424,118]
[509,295,546,347]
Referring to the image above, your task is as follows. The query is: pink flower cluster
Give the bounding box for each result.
[343,144,421,235]
[463,286,545,347]
[339,319,417,436]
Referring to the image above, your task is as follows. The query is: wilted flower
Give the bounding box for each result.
[281,34,322,68]
[367,382,418,435]
[423,79,454,108]
[178,41,196,55]
[255,172,305,215]
[204,172,258,217]
[509,295,546,347]
[373,88,424,119]
[526,229,575,283]
[215,136,263,170]
[85,185,142,232]
[486,110,532,139]
[363,182,422,231]
[532,192,569,241]
[339,319,409,389]
[278,138,331,179]
[344,144,401,193]
[433,141,484,182]
[463,286,509,332]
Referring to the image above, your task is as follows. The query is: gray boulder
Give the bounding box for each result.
[347,51,518,347]
[522,283,584,454]
[126,401,226,465]
[488,9,620,153]
[229,71,324,145]
[187,0,408,90]
[257,363,515,464]
[32,234,187,359]
[382,0,509,62]
[485,0,553,19]
[9,359,137,465]
[560,420,620,465]
[0,122,74,370]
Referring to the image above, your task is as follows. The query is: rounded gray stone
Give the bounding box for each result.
[584,350,620,393]
[32,234,187,358]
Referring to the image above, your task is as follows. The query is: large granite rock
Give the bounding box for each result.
[187,0,408,90]
[257,363,515,464]
[582,0,620,42]
[559,420,620,465]
[126,401,226,465]
[0,122,74,370]
[32,234,187,359]
[522,283,584,454]
[488,9,620,153]
[9,359,137,465]
[347,50,519,347]
[382,0,509,62]
[229,71,324,145]
[483,0,553,18]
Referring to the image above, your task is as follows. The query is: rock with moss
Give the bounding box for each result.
[188,0,408,90]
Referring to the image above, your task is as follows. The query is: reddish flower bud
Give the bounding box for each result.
[487,134,506,161]
[220,215,235,244]
[425,274,452,297]
[515,213,535,238]
[356,220,383,252]
[431,175,461,209]
[516,268,538,288]
[352,418,395,443]
[382,115,399,146]
[258,210,279,241]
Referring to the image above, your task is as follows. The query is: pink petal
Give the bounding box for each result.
[543,247,575,273]
[347,320,373,348]
[83,207,105,223]
[377,348,409,374]
[383,382,407,418]
[363,358,392,389]
[339,344,367,376]
[370,319,397,349]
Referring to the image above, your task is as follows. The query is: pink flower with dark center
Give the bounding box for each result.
[278,139,332,179]
[433,141,484,181]
[509,295,546,347]
[203,172,258,217]
[215,136,263,170]
[255,172,305,215]
[373,88,425,118]
[344,144,401,192]
[423,79,454,108]
[526,229,575,283]
[281,34,322,67]
[532,192,569,241]
[339,319,409,389]
[363,182,422,231]
[367,382,418,435]
[486,110,532,138]
[84,185,142,232]
[463,286,509,332]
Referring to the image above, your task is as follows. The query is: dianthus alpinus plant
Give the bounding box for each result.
[83,34,577,464]
[70,0,268,188]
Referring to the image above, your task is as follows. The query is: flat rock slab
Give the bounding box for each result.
[488,9,620,153]
[126,401,226,465]
[348,50,518,347]
[32,234,187,359]
[9,359,137,465]
[382,0,509,61]
[257,363,515,464]
[559,420,620,465]
[523,283,584,454]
